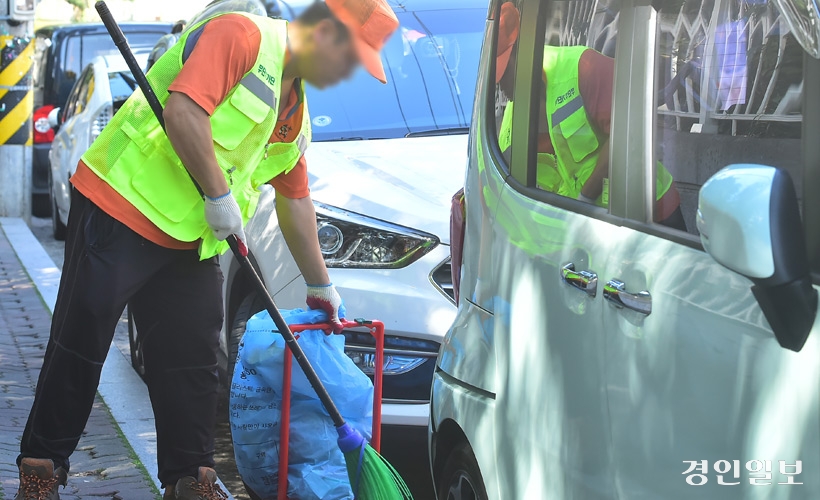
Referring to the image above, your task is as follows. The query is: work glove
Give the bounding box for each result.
[204,190,246,243]
[306,283,344,333]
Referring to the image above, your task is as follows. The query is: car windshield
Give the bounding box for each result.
[63,32,166,77]
[305,8,485,141]
[109,71,137,103]
[60,31,166,105]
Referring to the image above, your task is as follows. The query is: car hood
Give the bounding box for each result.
[304,135,468,244]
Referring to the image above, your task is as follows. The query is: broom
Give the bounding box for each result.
[94,2,413,498]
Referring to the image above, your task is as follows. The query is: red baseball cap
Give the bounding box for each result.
[496,2,521,84]
[326,0,399,84]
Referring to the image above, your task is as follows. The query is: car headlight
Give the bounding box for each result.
[315,202,439,269]
[90,104,112,143]
[343,331,440,402]
[346,352,426,376]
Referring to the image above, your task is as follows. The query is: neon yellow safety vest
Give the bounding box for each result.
[499,46,673,206]
[81,12,311,259]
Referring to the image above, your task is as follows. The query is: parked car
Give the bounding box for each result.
[430,0,820,498]
[48,53,145,240]
[31,22,171,217]
[125,0,486,430]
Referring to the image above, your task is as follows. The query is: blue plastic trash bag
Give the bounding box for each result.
[230,307,373,500]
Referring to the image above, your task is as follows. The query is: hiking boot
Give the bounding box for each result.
[173,467,228,500]
[15,458,67,500]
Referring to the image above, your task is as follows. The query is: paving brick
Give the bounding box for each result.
[0,230,161,499]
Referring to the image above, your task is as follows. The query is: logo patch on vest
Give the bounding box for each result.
[257,64,276,86]
[555,88,576,106]
[276,124,292,140]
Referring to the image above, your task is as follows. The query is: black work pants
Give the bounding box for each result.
[18,188,224,487]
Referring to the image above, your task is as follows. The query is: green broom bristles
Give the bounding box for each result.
[344,444,413,500]
[337,424,413,499]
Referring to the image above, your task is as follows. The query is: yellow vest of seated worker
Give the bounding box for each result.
[499,45,672,205]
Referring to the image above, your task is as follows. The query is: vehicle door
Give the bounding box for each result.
[51,64,93,211]
[478,0,626,496]
[601,0,820,497]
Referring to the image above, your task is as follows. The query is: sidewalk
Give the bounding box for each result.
[0,219,160,499]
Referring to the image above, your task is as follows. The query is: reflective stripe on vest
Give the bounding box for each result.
[81,12,311,259]
[240,72,278,109]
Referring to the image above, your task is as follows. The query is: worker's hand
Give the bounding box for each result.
[204,190,246,242]
[306,283,344,333]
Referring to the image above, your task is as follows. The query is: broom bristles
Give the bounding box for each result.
[344,444,414,500]
[337,423,413,499]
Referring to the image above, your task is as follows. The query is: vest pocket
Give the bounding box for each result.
[130,141,201,223]
[239,184,261,220]
[558,109,599,163]
[535,153,562,192]
[212,86,271,151]
[251,142,300,188]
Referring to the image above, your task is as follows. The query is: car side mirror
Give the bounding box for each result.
[697,164,817,352]
[47,107,61,128]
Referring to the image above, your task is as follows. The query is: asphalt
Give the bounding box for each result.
[0,218,160,499]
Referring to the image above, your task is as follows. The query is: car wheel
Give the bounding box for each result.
[127,306,146,380]
[51,191,66,240]
[438,442,488,500]
[228,293,263,382]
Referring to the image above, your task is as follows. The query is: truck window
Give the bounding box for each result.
[492,0,622,208]
[653,0,805,235]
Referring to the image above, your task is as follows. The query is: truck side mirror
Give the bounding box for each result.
[697,164,817,352]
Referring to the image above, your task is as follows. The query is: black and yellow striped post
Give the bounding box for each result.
[0,34,34,218]
[0,35,33,145]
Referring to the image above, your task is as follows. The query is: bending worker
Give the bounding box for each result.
[15,1,398,499]
[496,1,686,230]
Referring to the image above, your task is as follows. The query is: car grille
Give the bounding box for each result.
[430,257,455,303]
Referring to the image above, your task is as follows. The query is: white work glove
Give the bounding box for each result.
[306,283,344,333]
[204,190,246,242]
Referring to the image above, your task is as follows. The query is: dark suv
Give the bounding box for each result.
[31,22,171,216]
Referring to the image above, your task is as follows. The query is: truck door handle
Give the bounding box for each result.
[604,279,652,315]
[561,263,598,297]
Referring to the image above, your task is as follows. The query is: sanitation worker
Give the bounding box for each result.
[495,1,686,230]
[14,1,398,499]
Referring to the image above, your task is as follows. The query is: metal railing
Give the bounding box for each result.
[545,0,803,135]
[656,0,803,134]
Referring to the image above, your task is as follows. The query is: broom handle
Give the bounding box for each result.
[95,1,165,129]
[94,1,347,427]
